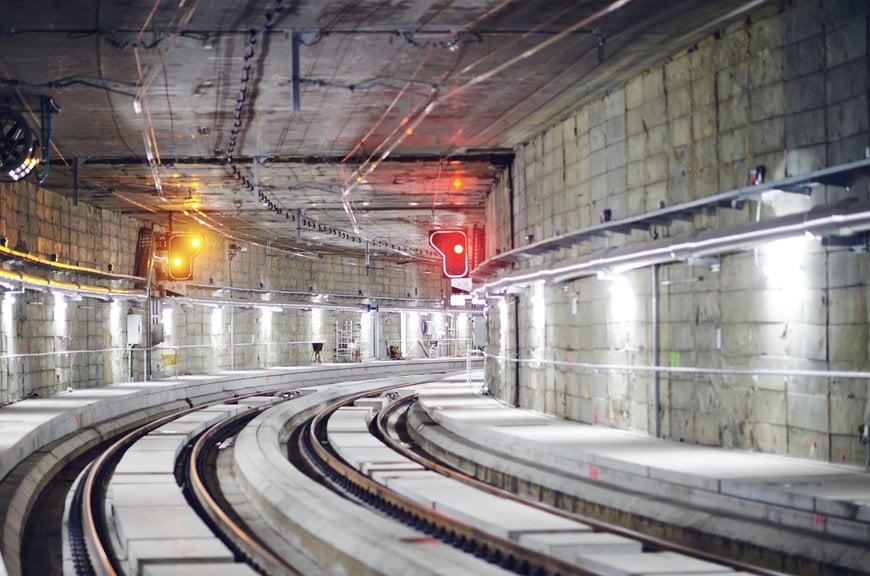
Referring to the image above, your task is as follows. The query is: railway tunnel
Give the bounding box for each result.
[0,0,869,574]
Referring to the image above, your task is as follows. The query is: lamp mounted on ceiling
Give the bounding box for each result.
[0,96,60,184]
[0,106,39,182]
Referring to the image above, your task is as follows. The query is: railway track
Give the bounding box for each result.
[297,385,782,576]
[60,373,781,575]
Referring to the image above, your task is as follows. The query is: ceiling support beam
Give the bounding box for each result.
[252,156,261,204]
[291,30,302,112]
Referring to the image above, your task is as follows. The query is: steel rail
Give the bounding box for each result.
[304,387,587,576]
[376,394,780,576]
[187,400,304,576]
[77,392,281,576]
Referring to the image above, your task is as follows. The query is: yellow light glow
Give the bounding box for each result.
[453,243,464,255]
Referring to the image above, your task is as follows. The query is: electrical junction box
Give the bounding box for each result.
[127,314,143,346]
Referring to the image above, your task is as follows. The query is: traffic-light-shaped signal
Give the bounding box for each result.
[167,234,204,280]
[429,229,468,278]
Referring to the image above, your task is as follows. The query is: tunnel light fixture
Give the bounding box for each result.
[0,107,40,183]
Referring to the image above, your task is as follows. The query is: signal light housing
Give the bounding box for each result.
[167,234,204,280]
[429,229,468,278]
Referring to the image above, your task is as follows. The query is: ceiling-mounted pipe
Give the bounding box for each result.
[0,268,145,301]
[481,197,870,294]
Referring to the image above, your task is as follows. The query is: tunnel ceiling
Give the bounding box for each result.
[0,0,770,262]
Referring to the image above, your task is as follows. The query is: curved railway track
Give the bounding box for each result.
[64,376,781,576]
[298,387,781,576]
[71,392,299,576]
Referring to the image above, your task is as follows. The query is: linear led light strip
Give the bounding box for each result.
[481,198,870,294]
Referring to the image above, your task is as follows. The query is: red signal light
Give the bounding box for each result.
[429,230,468,278]
[167,234,204,280]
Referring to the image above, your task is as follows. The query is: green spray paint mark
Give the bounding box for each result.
[669,350,681,367]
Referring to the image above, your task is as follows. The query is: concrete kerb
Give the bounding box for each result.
[230,372,508,576]
[409,400,870,574]
[0,359,474,575]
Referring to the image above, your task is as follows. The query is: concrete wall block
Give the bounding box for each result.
[626,108,646,139]
[750,387,787,426]
[665,53,690,88]
[827,132,870,166]
[642,96,667,129]
[693,412,721,446]
[626,159,645,190]
[605,114,626,145]
[785,108,826,148]
[787,426,829,461]
[589,149,608,178]
[562,115,578,155]
[830,434,861,465]
[783,1,823,44]
[829,393,866,435]
[784,72,826,116]
[826,95,869,140]
[718,129,749,164]
[692,106,717,142]
[590,124,606,152]
[668,407,694,441]
[668,377,696,412]
[646,124,668,157]
[644,153,668,184]
[828,323,869,365]
[719,92,750,133]
[827,58,870,106]
[784,322,826,361]
[606,167,627,197]
[751,83,785,122]
[605,89,625,119]
[590,173,608,202]
[751,421,788,454]
[749,48,784,91]
[749,116,785,155]
[787,391,829,432]
[589,98,606,128]
[642,68,665,100]
[828,285,868,324]
[670,115,692,148]
[825,0,869,28]
[828,250,868,288]
[826,17,867,68]
[783,35,826,80]
[715,25,750,70]
[667,86,691,122]
[717,60,748,102]
[626,76,644,110]
[606,141,627,172]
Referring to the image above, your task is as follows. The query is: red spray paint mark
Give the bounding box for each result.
[593,406,599,425]
[588,465,600,481]
[814,513,826,528]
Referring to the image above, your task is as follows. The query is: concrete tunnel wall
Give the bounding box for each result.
[485,0,870,465]
[0,176,458,401]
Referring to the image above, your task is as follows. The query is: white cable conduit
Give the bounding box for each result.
[481,197,870,294]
